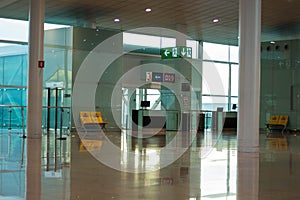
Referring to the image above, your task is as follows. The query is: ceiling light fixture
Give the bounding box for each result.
[114,18,120,23]
[270,41,275,44]
[145,8,152,12]
[212,18,219,23]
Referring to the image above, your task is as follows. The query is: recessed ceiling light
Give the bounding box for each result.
[212,18,219,23]
[114,18,120,23]
[145,8,152,12]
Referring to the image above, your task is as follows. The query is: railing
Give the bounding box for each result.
[0,104,71,137]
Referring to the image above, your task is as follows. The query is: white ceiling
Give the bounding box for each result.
[1,0,300,45]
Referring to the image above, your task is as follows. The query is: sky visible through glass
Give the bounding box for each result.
[0,18,69,45]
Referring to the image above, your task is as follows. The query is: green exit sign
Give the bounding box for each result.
[161,46,192,59]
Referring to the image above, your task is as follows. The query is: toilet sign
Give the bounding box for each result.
[161,46,192,59]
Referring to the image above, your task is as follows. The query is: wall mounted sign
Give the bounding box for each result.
[163,73,175,83]
[161,46,192,59]
[152,72,163,82]
[146,72,175,83]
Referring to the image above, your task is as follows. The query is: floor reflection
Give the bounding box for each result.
[0,130,26,199]
[70,129,235,200]
[2,129,300,199]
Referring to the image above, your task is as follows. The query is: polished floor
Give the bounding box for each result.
[1,128,300,200]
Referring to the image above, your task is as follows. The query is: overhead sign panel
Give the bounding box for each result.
[161,46,192,59]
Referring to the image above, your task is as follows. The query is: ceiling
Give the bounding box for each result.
[1,0,300,45]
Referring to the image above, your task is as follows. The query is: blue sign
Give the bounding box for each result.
[152,72,163,82]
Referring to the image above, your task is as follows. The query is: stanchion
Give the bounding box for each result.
[66,108,70,131]
[20,106,26,138]
[20,136,26,168]
[55,87,58,136]
[57,107,66,140]
[8,107,12,131]
[47,88,51,132]
[126,114,128,130]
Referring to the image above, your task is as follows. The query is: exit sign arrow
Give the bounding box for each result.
[164,49,170,57]
[181,48,186,56]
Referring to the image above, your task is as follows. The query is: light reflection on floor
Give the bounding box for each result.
[1,128,300,199]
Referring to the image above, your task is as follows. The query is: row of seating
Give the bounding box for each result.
[79,111,108,131]
[78,111,289,136]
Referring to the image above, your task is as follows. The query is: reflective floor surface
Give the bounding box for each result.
[1,128,300,200]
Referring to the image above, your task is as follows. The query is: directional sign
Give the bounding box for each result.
[161,46,192,59]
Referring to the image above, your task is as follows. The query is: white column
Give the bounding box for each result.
[238,0,261,152]
[27,0,45,138]
[26,0,45,199]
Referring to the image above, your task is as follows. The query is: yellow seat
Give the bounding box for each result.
[79,111,108,131]
[268,115,280,125]
[265,115,288,137]
[91,111,108,128]
[91,112,105,124]
[278,115,288,127]
[80,112,93,125]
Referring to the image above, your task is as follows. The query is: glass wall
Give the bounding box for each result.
[43,27,72,130]
[0,43,28,128]
[202,42,239,112]
[0,18,71,130]
[123,32,198,59]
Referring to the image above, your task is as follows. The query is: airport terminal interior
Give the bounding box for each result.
[1,0,300,199]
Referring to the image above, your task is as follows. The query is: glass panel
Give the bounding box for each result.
[0,43,28,54]
[146,89,161,110]
[0,18,28,42]
[203,42,229,62]
[0,18,68,42]
[121,88,128,128]
[161,90,177,110]
[3,55,24,86]
[123,32,199,59]
[0,88,26,128]
[123,32,161,48]
[0,26,72,130]
[124,32,177,49]
[0,43,28,86]
[44,47,70,83]
[231,64,239,96]
[230,45,239,63]
[0,57,3,85]
[202,62,229,96]
[202,96,228,111]
[146,89,160,95]
[161,37,176,48]
[187,40,198,59]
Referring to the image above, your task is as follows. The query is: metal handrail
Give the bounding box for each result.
[0,105,71,137]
